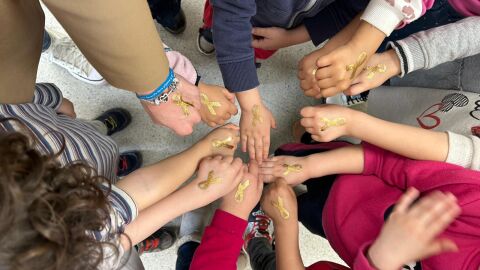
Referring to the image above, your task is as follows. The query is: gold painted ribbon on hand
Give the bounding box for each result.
[173,93,194,116]
[212,136,234,149]
[319,117,346,131]
[364,64,387,79]
[252,105,263,127]
[200,93,221,116]
[346,52,367,79]
[283,163,302,176]
[235,180,251,203]
[272,196,290,219]
[198,170,222,190]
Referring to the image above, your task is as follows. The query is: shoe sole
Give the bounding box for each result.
[68,69,107,86]
[197,34,215,56]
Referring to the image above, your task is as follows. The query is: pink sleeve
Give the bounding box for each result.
[352,243,377,270]
[190,210,247,270]
[361,142,476,192]
[361,0,434,36]
[163,44,199,85]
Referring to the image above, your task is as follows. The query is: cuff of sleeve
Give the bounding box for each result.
[387,41,407,77]
[397,36,426,73]
[353,242,377,270]
[304,9,342,46]
[219,59,259,92]
[111,185,139,222]
[446,132,474,169]
[360,0,404,36]
[361,142,381,176]
[211,210,248,235]
[33,83,63,110]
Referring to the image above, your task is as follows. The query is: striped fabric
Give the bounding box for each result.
[0,83,119,181]
[1,83,138,264]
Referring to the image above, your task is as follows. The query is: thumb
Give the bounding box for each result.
[300,106,316,118]
[425,239,459,258]
[222,89,236,102]
[316,54,332,68]
[252,27,269,38]
[271,114,277,129]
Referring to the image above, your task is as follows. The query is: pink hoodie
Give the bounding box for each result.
[449,0,480,16]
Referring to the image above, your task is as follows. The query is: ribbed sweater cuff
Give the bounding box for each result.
[398,36,426,73]
[387,41,407,77]
[361,0,404,36]
[219,59,259,92]
[446,131,474,169]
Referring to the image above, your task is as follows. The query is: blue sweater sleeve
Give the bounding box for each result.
[303,0,369,46]
[211,0,259,92]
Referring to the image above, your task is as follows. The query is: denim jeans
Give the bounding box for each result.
[42,30,51,52]
[175,241,200,270]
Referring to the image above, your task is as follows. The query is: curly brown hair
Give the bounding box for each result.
[0,120,120,270]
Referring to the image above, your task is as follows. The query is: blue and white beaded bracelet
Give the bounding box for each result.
[136,68,179,105]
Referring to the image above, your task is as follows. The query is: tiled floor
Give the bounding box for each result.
[39,3,345,269]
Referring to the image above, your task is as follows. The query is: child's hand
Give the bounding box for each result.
[368,188,461,270]
[198,82,238,127]
[251,27,293,50]
[345,50,401,96]
[298,48,331,98]
[314,42,370,97]
[192,155,245,205]
[300,104,355,142]
[141,74,202,136]
[57,98,77,118]
[260,156,310,186]
[201,123,240,156]
[220,161,264,220]
[261,178,298,226]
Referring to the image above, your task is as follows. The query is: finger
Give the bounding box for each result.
[320,87,340,98]
[314,92,323,99]
[222,113,232,121]
[346,83,369,96]
[251,39,264,49]
[263,136,270,160]
[248,160,259,176]
[304,89,319,97]
[409,191,442,219]
[311,135,324,142]
[300,79,313,91]
[213,155,224,161]
[260,173,276,183]
[224,123,240,130]
[425,239,459,258]
[208,122,217,127]
[300,106,316,118]
[316,55,332,68]
[427,198,460,236]
[228,103,239,115]
[260,166,275,175]
[223,155,234,164]
[255,136,264,164]
[241,135,247,153]
[252,27,269,37]
[248,137,256,161]
[317,78,337,89]
[306,127,316,135]
[393,187,420,213]
[300,117,315,128]
[315,67,335,80]
[222,89,236,102]
[271,115,277,129]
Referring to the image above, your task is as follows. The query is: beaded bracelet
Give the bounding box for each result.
[136,68,179,105]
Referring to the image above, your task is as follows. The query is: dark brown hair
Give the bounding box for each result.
[0,120,120,270]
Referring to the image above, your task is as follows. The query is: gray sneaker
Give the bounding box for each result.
[177,204,214,247]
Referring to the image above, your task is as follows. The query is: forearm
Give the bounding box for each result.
[349,20,386,56]
[350,110,448,162]
[122,184,202,247]
[117,141,210,211]
[236,88,262,110]
[324,13,363,51]
[275,223,305,270]
[42,0,169,94]
[305,145,364,178]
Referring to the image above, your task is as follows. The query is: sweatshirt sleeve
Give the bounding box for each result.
[352,243,377,270]
[303,0,369,46]
[190,210,248,270]
[33,83,63,110]
[388,17,480,77]
[361,0,433,36]
[446,132,480,171]
[210,0,259,92]
[163,44,200,86]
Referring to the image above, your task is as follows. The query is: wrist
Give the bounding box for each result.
[196,136,214,157]
[367,243,401,270]
[350,21,386,55]
[347,109,366,139]
[219,203,250,220]
[384,49,401,77]
[236,88,262,111]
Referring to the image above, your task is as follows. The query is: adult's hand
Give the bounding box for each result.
[141,74,201,136]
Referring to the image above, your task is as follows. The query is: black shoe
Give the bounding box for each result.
[117,151,142,177]
[136,228,176,254]
[154,8,186,34]
[197,28,215,55]
[95,108,131,136]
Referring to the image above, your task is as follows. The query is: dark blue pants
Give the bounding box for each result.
[175,241,200,270]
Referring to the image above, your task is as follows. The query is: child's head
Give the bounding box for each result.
[0,127,119,270]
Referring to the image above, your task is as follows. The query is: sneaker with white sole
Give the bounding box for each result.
[243,208,274,251]
[43,30,106,85]
[197,28,215,56]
